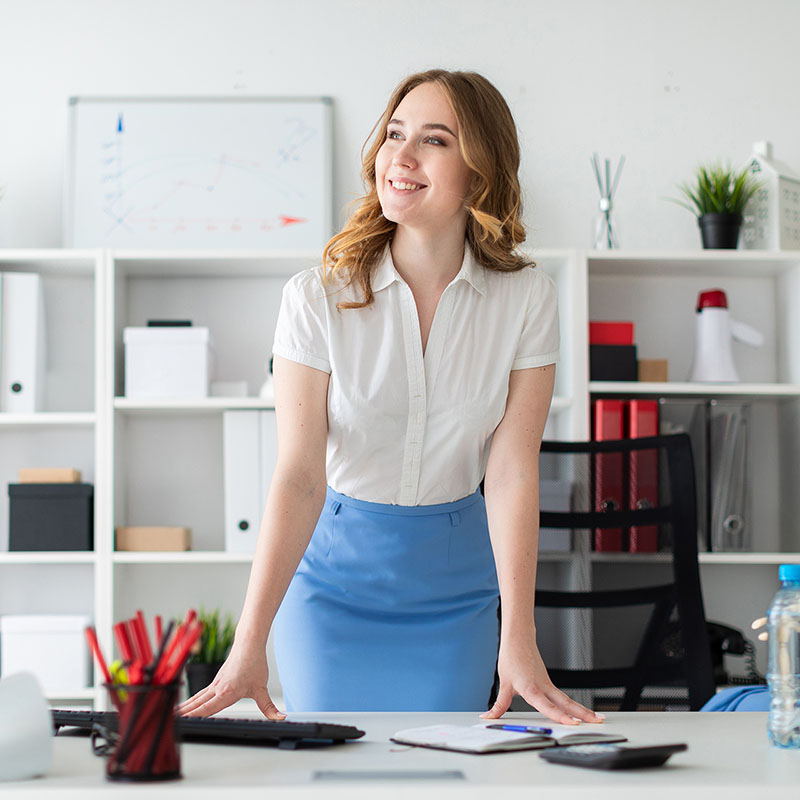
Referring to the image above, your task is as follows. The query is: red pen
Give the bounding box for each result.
[84,626,112,684]
[113,621,134,662]
[153,621,188,685]
[125,619,142,663]
[135,610,154,663]
[162,621,203,684]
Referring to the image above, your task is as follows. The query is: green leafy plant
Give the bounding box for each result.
[188,608,236,664]
[672,163,761,217]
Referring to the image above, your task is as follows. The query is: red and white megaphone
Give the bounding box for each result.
[688,289,764,382]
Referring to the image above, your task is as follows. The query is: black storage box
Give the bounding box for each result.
[8,483,94,551]
[589,344,638,381]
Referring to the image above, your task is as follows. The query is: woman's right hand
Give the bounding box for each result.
[176,642,285,720]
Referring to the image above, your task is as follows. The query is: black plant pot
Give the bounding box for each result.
[698,213,742,249]
[186,661,224,697]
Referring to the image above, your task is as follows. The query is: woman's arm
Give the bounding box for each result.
[179,354,330,718]
[480,364,602,724]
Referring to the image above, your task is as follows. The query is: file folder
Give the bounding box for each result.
[592,399,624,551]
[0,272,45,412]
[223,410,279,553]
[224,411,263,553]
[627,400,659,552]
[708,401,750,552]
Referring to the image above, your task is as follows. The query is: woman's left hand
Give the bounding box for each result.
[480,634,604,724]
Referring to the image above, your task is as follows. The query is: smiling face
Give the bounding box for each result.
[375,81,475,236]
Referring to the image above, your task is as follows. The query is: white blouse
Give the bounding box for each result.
[272,245,559,506]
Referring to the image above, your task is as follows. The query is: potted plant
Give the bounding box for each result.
[672,163,761,249]
[185,608,236,696]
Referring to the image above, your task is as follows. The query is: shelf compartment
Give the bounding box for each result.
[113,249,322,278]
[586,249,800,278]
[114,414,224,552]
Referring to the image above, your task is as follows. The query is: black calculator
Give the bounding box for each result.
[539,742,687,770]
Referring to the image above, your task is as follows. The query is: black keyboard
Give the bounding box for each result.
[52,709,365,748]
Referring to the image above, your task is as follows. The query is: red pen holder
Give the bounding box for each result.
[105,682,181,782]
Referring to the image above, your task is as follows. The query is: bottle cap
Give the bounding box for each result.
[778,564,800,582]
[697,289,728,312]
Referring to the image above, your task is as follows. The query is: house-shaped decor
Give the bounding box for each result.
[742,141,800,250]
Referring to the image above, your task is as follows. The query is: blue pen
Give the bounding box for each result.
[486,724,553,734]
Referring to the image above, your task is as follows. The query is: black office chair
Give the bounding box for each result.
[531,433,715,711]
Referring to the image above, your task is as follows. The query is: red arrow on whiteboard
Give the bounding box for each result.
[279,215,307,226]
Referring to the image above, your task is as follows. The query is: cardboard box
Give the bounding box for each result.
[18,467,82,483]
[8,483,93,551]
[124,326,212,399]
[0,614,91,692]
[638,359,669,382]
[115,526,192,552]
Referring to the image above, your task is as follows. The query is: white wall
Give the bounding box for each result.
[1,0,799,250]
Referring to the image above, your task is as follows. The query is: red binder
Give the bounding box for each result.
[593,399,625,551]
[627,399,659,552]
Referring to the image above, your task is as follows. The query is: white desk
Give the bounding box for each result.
[4,711,799,798]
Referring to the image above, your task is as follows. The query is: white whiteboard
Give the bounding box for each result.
[66,96,332,249]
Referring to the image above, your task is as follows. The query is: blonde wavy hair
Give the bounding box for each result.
[323,69,533,309]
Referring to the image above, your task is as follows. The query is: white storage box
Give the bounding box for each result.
[0,614,91,692]
[124,327,213,399]
[539,479,573,552]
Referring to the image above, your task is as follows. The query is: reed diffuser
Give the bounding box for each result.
[591,153,625,249]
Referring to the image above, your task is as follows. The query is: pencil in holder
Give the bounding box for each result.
[105,682,181,782]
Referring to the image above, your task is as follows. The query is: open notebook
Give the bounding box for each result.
[390,724,627,754]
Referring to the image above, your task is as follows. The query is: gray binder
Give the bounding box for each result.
[708,401,750,552]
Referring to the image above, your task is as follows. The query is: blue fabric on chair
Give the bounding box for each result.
[700,686,770,711]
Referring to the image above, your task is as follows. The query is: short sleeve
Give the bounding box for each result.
[511,269,560,370]
[272,268,331,374]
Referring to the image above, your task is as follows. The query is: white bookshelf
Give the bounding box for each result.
[2,247,799,697]
[588,249,800,675]
[0,250,104,701]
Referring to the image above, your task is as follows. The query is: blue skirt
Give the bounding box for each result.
[273,486,500,712]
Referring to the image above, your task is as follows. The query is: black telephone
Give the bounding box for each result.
[659,620,764,685]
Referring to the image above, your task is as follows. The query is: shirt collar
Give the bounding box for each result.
[372,244,487,296]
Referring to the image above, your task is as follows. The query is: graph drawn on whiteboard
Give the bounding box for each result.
[66,97,332,249]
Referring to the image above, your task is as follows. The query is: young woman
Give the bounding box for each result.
[179,69,601,724]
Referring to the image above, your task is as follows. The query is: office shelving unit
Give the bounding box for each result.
[0,249,104,702]
[1,247,798,703]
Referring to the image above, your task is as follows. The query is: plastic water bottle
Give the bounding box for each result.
[767,564,800,748]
